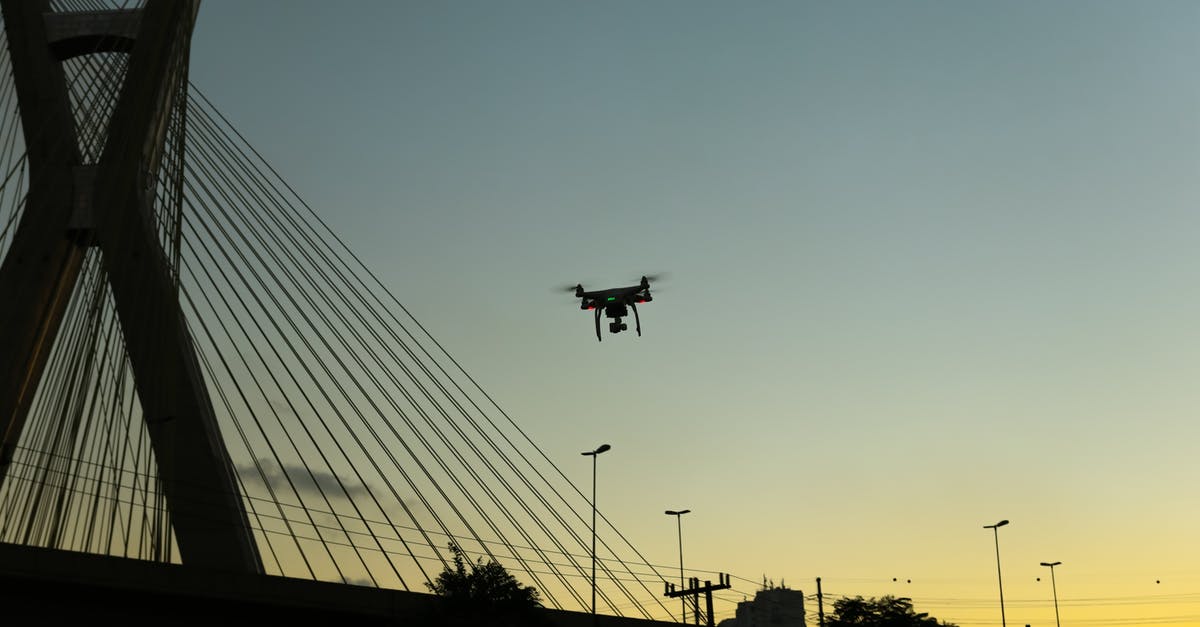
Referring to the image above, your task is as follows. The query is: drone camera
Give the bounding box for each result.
[608,321,627,333]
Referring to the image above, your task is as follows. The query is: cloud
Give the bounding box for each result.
[237,458,372,500]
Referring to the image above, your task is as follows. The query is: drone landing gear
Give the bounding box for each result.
[594,303,638,342]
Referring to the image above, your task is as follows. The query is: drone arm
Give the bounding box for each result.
[631,301,641,336]
[593,307,602,342]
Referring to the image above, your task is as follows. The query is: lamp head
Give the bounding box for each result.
[582,443,612,456]
[665,509,691,516]
[1040,561,1062,567]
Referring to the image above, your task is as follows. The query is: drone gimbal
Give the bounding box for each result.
[597,301,638,340]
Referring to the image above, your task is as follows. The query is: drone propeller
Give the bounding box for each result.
[635,273,670,289]
[552,283,584,294]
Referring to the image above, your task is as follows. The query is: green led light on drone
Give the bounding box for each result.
[606,297,616,301]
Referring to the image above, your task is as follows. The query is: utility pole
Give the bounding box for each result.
[665,573,731,626]
[817,577,825,627]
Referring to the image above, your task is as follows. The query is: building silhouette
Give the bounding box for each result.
[718,586,806,627]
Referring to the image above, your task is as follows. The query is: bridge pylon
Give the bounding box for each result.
[0,0,262,574]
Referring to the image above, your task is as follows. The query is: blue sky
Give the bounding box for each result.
[189,2,1200,624]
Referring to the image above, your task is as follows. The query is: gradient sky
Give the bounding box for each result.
[188,2,1200,625]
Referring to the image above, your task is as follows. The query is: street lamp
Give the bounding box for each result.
[983,520,1010,627]
[582,444,611,622]
[1040,561,1062,627]
[665,509,691,623]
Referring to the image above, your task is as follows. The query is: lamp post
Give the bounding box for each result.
[1040,561,1062,627]
[983,520,1010,627]
[582,443,611,622]
[665,509,691,623]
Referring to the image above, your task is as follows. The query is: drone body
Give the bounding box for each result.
[570,276,655,341]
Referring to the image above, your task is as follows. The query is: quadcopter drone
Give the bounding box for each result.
[567,275,658,342]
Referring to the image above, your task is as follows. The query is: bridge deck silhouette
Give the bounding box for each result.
[0,541,679,626]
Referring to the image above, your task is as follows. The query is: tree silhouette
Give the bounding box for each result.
[426,542,542,606]
[825,595,957,627]
[423,542,545,626]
